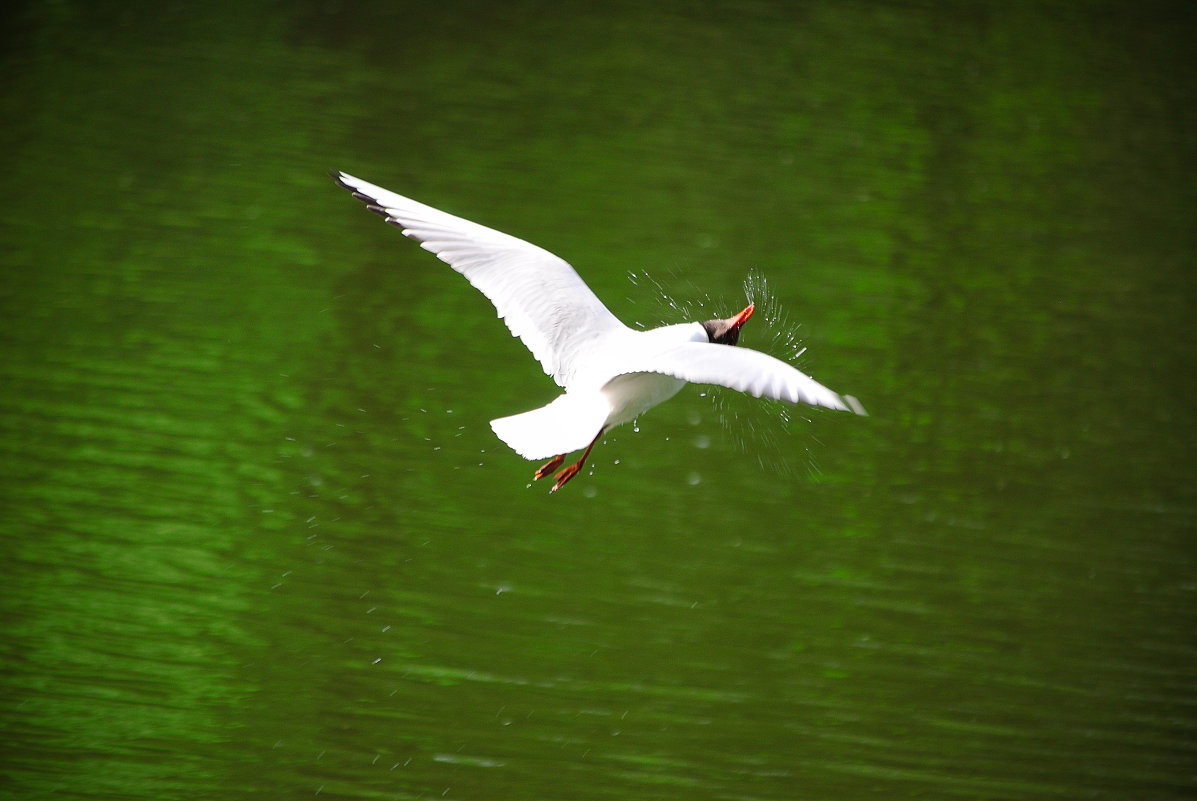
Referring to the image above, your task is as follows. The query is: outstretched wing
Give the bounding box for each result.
[335,172,626,388]
[613,343,854,412]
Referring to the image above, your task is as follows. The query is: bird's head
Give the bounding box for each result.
[700,303,754,346]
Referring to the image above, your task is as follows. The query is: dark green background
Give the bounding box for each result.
[2,2,1194,798]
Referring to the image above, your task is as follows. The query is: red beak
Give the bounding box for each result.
[731,303,755,328]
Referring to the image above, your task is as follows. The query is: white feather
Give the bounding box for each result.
[336,172,624,389]
[606,340,850,412]
[336,172,860,465]
[490,393,610,459]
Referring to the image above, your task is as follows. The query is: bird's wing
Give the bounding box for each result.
[336,172,626,388]
[611,343,854,412]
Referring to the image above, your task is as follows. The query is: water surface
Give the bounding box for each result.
[1,2,1194,799]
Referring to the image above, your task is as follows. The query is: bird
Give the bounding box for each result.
[334,172,861,493]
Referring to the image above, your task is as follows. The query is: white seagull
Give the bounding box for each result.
[335,172,861,492]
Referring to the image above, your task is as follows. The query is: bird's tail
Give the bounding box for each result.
[490,392,609,460]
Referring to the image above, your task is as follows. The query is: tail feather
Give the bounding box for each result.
[490,393,609,459]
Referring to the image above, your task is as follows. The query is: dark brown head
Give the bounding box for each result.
[700,303,755,346]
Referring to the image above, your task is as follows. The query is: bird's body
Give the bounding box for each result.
[335,172,860,491]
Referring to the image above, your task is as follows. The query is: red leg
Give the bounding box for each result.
[534,454,565,481]
[549,428,604,493]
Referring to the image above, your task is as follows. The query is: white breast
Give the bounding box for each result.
[591,322,709,427]
[601,372,688,428]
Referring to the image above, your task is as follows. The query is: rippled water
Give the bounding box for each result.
[2,2,1194,799]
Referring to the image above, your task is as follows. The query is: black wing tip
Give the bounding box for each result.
[331,171,407,231]
[360,199,390,218]
[331,171,387,214]
[332,171,369,203]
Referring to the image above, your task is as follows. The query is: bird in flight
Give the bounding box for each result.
[335,172,861,492]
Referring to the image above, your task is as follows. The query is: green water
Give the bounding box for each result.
[2,2,1194,799]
